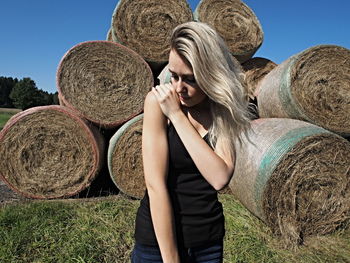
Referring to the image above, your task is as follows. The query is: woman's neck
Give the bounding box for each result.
[182,98,212,131]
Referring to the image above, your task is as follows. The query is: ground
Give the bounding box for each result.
[0,178,25,206]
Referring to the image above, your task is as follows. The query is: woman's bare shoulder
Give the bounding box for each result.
[143,90,167,126]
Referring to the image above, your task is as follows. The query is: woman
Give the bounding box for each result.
[132,22,251,263]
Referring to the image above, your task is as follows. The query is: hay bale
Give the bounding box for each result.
[242,57,277,99]
[257,45,350,136]
[0,105,105,199]
[111,0,193,72]
[108,114,145,199]
[229,118,350,245]
[158,64,171,85]
[106,28,113,42]
[194,0,263,63]
[57,41,154,129]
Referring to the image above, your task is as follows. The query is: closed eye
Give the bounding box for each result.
[169,71,197,86]
[184,77,196,85]
[171,73,179,81]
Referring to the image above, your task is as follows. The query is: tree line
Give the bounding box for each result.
[0,76,59,110]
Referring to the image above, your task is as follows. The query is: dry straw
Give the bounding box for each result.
[108,114,145,199]
[57,41,154,129]
[257,45,350,136]
[106,28,113,42]
[242,57,277,99]
[229,118,350,246]
[194,0,263,63]
[0,105,105,199]
[111,0,193,71]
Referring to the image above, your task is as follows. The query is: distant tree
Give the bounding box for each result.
[40,90,51,105]
[0,77,18,108]
[9,78,44,110]
[52,92,59,105]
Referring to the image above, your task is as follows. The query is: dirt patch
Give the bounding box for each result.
[0,178,27,206]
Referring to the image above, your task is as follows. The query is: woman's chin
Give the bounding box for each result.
[179,97,191,106]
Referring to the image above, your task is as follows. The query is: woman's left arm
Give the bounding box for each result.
[153,84,234,191]
[171,110,234,191]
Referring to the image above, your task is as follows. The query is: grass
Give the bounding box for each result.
[0,195,349,263]
[0,108,21,130]
[0,197,137,263]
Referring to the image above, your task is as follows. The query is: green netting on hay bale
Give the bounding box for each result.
[242,57,277,99]
[229,118,350,246]
[158,64,171,85]
[0,105,105,199]
[194,0,263,63]
[57,41,154,129]
[257,45,350,136]
[108,114,145,199]
[111,0,193,71]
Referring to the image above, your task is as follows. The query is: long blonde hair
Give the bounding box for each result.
[170,21,251,156]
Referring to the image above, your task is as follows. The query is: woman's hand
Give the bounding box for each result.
[152,84,182,120]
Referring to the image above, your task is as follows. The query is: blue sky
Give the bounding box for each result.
[1,0,349,94]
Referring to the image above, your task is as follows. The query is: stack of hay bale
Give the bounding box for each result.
[234,44,350,245]
[0,0,349,246]
[0,0,193,200]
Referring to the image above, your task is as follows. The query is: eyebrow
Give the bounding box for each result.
[168,68,194,78]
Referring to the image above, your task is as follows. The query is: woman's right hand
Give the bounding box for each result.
[151,84,182,121]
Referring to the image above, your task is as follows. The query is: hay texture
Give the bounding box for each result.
[242,57,277,99]
[106,28,113,42]
[108,114,145,199]
[111,0,193,67]
[194,0,263,63]
[57,41,154,129]
[0,105,105,199]
[257,45,350,136]
[229,118,350,245]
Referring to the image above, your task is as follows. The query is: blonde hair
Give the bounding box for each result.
[170,21,251,156]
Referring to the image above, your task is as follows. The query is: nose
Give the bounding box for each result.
[173,78,186,93]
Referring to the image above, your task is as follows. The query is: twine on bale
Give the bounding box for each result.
[0,105,105,199]
[194,0,263,63]
[108,114,145,199]
[229,118,350,246]
[57,41,154,129]
[111,0,193,71]
[257,45,350,136]
[242,57,277,99]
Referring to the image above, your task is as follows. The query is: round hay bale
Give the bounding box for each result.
[108,114,145,199]
[0,105,105,199]
[257,45,350,136]
[111,0,193,71]
[157,64,171,85]
[229,118,350,245]
[57,41,154,129]
[242,57,277,99]
[57,92,68,107]
[106,28,113,42]
[194,0,263,63]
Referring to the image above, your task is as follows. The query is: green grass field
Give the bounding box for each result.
[0,108,21,130]
[0,195,349,263]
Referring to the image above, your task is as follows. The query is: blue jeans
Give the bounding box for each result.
[131,240,223,263]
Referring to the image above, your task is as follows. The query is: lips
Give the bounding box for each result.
[179,94,189,100]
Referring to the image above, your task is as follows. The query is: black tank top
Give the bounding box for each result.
[134,123,225,248]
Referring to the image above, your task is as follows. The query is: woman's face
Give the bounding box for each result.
[168,49,207,108]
